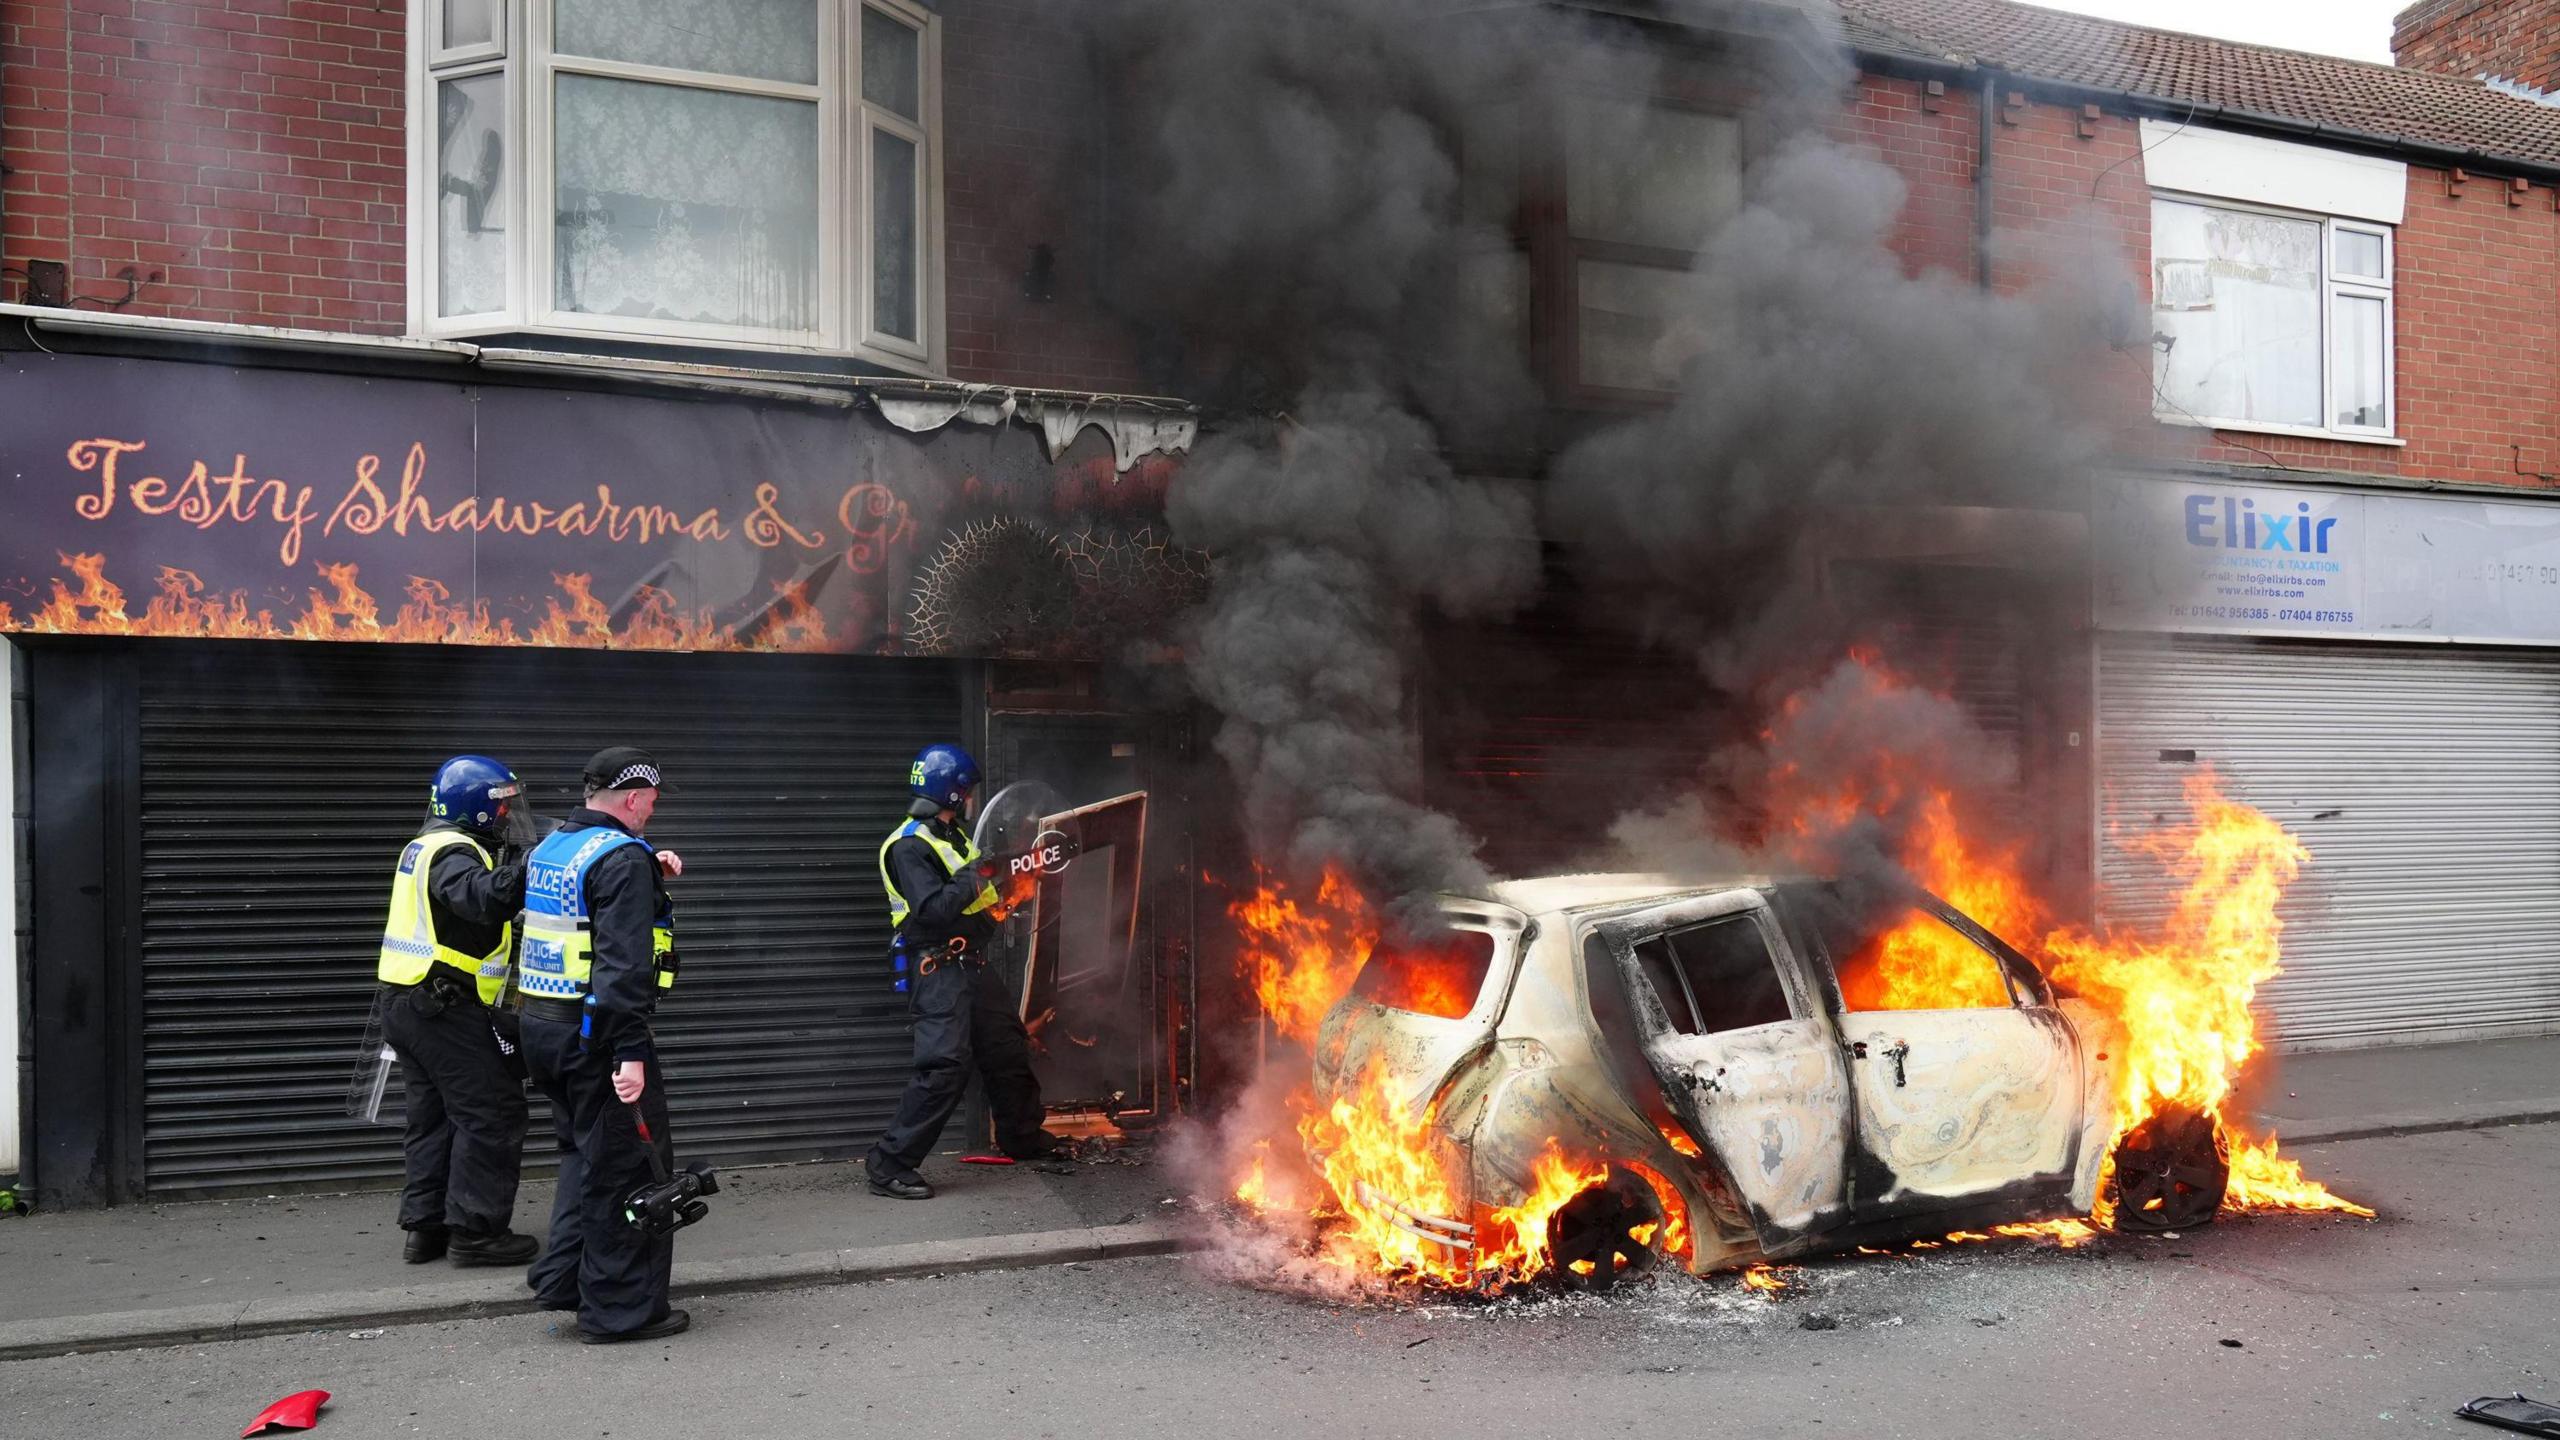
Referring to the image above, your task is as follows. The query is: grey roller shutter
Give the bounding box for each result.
[134,641,959,1197]
[2097,633,2560,1048]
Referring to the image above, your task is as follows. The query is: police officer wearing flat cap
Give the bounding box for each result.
[865,743,1059,1200]
[376,755,541,1266]
[518,746,692,1343]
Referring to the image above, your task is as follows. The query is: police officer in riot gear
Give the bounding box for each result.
[376,755,541,1266]
[518,746,692,1343]
[865,744,1059,1200]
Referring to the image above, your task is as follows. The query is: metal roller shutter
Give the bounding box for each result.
[2097,633,2560,1048]
[134,641,960,1197]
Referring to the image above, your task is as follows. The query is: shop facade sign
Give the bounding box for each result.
[2096,474,2560,645]
[0,353,1196,658]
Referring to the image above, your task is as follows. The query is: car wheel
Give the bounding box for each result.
[2104,1105,2229,1233]
[1545,1172,1663,1291]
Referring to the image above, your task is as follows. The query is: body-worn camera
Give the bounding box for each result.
[622,1160,719,1235]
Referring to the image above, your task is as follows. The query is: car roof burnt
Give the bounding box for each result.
[1457,872,1789,915]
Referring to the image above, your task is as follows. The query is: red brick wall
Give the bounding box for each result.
[1845,72,2560,494]
[1841,72,1979,281]
[2371,163,2560,485]
[1,0,406,330]
[937,0,1145,391]
[2395,0,2560,94]
[0,0,1147,385]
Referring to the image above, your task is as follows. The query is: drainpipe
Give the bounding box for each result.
[1976,70,1997,292]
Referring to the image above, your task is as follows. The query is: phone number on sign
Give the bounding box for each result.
[2170,603,2358,625]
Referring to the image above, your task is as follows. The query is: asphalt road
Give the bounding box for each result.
[6,1125,2552,1440]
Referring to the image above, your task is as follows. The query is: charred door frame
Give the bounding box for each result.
[980,698,1198,1131]
[21,639,146,1207]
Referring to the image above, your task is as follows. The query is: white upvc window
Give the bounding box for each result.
[2150,192,2395,443]
[408,0,943,370]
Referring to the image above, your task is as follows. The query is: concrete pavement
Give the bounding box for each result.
[2,1031,2556,1363]
[2,1124,2539,1440]
[2238,1033,2560,1145]
[0,1145,1189,1361]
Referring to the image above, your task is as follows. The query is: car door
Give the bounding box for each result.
[1779,884,2082,1225]
[1601,893,1855,1254]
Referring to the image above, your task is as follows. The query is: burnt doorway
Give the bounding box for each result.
[982,710,1191,1132]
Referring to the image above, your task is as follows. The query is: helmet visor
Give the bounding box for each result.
[498,799,548,852]
[474,779,539,850]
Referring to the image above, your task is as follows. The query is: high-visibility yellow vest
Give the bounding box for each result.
[517,826,677,1001]
[377,829,511,1005]
[878,818,997,930]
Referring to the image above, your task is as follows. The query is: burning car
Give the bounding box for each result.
[1308,872,2222,1287]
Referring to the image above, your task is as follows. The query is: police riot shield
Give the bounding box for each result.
[971,781,1082,886]
[342,988,401,1126]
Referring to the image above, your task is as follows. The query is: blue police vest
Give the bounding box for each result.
[517,825,656,1001]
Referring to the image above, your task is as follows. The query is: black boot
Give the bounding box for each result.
[578,1308,692,1344]
[868,1170,934,1200]
[403,1226,449,1264]
[449,1230,540,1266]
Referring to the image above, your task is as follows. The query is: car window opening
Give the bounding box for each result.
[1634,914,1794,1036]
[1830,903,2014,1012]
[1351,928,1496,1020]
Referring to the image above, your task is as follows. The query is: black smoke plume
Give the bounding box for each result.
[1110,0,2136,909]
[1108,0,1667,915]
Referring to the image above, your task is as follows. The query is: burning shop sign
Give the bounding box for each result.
[1210,658,2371,1297]
[0,353,1199,660]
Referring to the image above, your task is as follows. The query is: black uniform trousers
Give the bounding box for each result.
[867,952,1048,1178]
[381,978,528,1237]
[522,1015,674,1336]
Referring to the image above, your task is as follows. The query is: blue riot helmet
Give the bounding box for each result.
[430,754,533,846]
[907,744,982,815]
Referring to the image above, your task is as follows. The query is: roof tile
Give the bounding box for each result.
[1835,0,2560,170]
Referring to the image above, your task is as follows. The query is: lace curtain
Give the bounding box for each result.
[437,73,508,318]
[556,0,818,84]
[554,73,822,332]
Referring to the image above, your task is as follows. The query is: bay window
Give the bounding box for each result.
[410,0,942,368]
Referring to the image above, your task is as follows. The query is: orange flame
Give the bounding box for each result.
[1784,658,2368,1223]
[1231,866,1379,1044]
[141,567,279,637]
[527,571,615,647]
[289,562,382,640]
[1292,1060,1478,1285]
[5,555,849,654]
[1481,1142,1611,1281]
[1843,793,2044,1009]
[1285,1066,1643,1289]
[1619,1159,1693,1261]
[31,552,130,632]
[1738,1264,1795,1295]
[2041,775,2371,1220]
[749,579,831,652]
[389,576,520,645]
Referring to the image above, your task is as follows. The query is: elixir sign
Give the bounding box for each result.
[2098,476,2560,644]
[2098,479,2360,634]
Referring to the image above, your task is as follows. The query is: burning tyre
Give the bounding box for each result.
[2102,1105,2230,1233]
[1543,1172,1664,1292]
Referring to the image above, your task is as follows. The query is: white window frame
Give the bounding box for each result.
[2150,190,2398,446]
[406,0,946,374]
